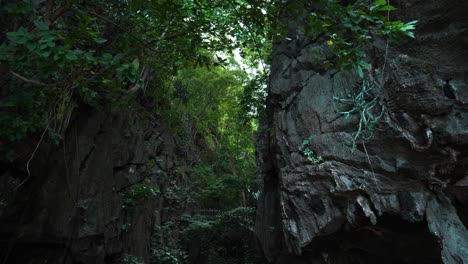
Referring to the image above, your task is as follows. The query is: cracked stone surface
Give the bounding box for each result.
[256,0,468,263]
[0,108,187,263]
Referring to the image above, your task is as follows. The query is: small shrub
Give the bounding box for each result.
[298,136,322,164]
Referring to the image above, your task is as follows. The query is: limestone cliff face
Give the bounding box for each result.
[0,107,191,263]
[256,0,468,263]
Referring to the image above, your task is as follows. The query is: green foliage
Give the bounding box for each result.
[298,0,417,146]
[298,136,323,164]
[239,73,268,124]
[304,0,417,76]
[191,163,251,209]
[216,207,256,228]
[333,78,384,149]
[152,247,187,264]
[123,181,159,207]
[0,0,272,159]
[121,255,144,264]
[166,66,258,210]
[150,220,188,264]
[162,179,191,214]
[169,67,248,133]
[0,1,141,156]
[149,174,259,263]
[181,207,260,264]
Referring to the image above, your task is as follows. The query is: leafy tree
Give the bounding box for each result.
[0,0,272,159]
[169,66,257,209]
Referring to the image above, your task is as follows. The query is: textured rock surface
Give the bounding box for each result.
[0,106,189,263]
[256,0,468,263]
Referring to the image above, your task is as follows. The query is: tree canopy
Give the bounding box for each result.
[0,0,274,157]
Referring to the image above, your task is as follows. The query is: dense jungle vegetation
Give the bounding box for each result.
[0,1,274,262]
[0,0,416,263]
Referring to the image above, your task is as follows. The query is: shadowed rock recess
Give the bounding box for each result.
[255,0,468,263]
[0,107,194,263]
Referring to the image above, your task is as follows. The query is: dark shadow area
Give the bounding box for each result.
[297,215,442,264]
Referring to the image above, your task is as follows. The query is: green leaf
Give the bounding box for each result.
[34,20,49,31]
[53,52,62,61]
[370,0,386,11]
[405,31,415,38]
[374,0,387,6]
[357,65,364,78]
[6,32,18,43]
[72,49,84,55]
[85,52,96,63]
[101,53,113,60]
[94,37,107,44]
[378,5,397,11]
[27,43,37,51]
[111,53,123,65]
[131,58,140,70]
[65,52,78,61]
[359,60,371,70]
[40,50,52,57]
[401,20,418,30]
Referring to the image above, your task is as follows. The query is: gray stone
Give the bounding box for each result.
[256,0,468,263]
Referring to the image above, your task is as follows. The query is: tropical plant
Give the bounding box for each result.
[298,136,323,164]
[301,0,417,76]
[334,78,384,148]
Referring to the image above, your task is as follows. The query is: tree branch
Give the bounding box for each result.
[10,71,50,86]
[10,71,69,87]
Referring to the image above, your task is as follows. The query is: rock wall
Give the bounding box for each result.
[0,106,191,263]
[256,0,468,263]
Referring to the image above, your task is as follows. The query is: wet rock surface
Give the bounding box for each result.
[256,0,468,263]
